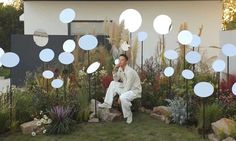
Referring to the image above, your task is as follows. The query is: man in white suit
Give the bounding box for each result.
[98,54,142,124]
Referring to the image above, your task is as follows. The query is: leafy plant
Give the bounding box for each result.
[0,68,10,78]
[0,105,10,133]
[76,88,90,122]
[139,57,164,109]
[47,105,75,134]
[0,1,23,52]
[13,89,35,124]
[196,103,224,133]
[166,97,187,125]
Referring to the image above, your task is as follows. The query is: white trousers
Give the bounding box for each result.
[104,81,139,118]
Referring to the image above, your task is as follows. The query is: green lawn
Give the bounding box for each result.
[0,113,206,141]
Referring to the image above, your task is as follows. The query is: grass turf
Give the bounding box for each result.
[0,113,206,141]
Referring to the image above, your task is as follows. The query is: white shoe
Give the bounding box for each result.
[126,113,133,124]
[98,103,111,109]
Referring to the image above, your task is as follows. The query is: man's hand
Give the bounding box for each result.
[112,64,120,74]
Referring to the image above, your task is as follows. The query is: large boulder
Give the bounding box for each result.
[222,137,236,141]
[153,106,171,118]
[20,120,38,134]
[151,106,171,124]
[98,108,122,122]
[211,118,236,140]
[208,133,220,141]
[150,112,171,124]
[88,118,99,123]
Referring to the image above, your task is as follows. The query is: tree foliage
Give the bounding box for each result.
[0,0,23,51]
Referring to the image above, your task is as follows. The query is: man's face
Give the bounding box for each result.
[119,56,127,68]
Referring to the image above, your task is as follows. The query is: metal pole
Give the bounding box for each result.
[46,64,49,93]
[186,79,189,120]
[192,47,195,75]
[183,45,189,120]
[88,51,91,100]
[169,60,172,98]
[43,63,45,87]
[9,68,12,125]
[141,41,144,71]
[203,98,206,139]
[56,88,59,98]
[162,35,165,67]
[227,56,229,92]
[94,72,97,117]
[63,65,66,101]
[184,45,186,69]
[217,72,220,101]
[129,32,133,67]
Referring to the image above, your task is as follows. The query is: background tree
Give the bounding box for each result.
[223,0,236,30]
[0,0,23,52]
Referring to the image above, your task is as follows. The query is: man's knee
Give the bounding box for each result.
[119,94,127,102]
[109,81,116,86]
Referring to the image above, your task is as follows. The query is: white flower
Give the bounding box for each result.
[43,129,47,134]
[36,121,42,127]
[40,111,43,115]
[40,118,44,123]
[40,118,47,124]
[42,119,47,124]
[47,119,52,124]
[31,132,36,136]
[43,115,48,120]
[33,118,38,121]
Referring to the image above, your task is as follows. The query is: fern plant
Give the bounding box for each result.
[166,97,187,125]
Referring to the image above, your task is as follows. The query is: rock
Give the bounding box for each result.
[144,109,152,114]
[108,109,122,121]
[88,118,99,123]
[211,118,236,140]
[98,108,122,122]
[208,133,220,141]
[153,106,171,118]
[89,112,95,120]
[20,120,38,134]
[150,112,163,120]
[222,137,236,141]
[151,106,171,124]
[139,106,145,113]
[90,99,101,113]
[98,108,110,121]
[150,112,170,124]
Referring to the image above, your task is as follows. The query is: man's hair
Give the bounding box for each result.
[119,54,128,61]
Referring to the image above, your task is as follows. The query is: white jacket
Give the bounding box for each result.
[113,65,142,97]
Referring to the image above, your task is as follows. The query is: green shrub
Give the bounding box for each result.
[0,106,10,133]
[166,97,187,125]
[76,88,90,122]
[196,103,224,133]
[0,68,10,78]
[14,89,35,124]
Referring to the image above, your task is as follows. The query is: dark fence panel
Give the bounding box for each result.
[11,35,73,86]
